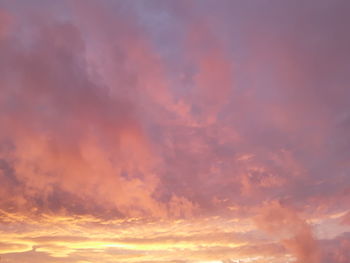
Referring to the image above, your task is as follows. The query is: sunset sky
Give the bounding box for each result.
[1,1,350,262]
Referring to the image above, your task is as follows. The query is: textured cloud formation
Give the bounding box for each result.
[0,0,350,262]
[255,201,320,263]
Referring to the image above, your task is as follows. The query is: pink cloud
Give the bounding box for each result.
[255,201,320,263]
[0,0,350,262]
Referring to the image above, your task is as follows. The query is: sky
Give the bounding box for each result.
[0,0,350,262]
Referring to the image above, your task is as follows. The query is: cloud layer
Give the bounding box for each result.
[0,0,350,262]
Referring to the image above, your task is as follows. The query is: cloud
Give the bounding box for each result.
[320,233,350,263]
[0,1,170,218]
[0,0,350,262]
[255,201,320,263]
